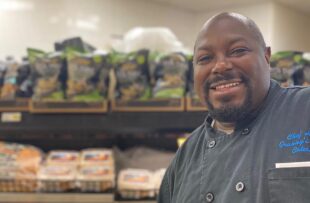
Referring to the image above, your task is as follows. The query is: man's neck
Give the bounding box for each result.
[212,120,235,134]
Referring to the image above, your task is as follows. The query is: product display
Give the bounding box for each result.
[0,141,43,192]
[66,51,101,101]
[0,62,6,96]
[38,165,77,192]
[45,150,80,166]
[16,57,33,98]
[113,49,151,101]
[28,49,65,101]
[270,51,305,86]
[117,169,155,199]
[0,57,19,100]
[93,52,111,99]
[154,168,166,195]
[80,148,114,166]
[77,165,115,192]
[152,52,188,98]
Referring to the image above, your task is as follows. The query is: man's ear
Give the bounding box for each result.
[264,47,271,64]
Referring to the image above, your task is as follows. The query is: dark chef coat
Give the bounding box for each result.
[158,80,310,203]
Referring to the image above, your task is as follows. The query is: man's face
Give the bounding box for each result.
[193,18,270,123]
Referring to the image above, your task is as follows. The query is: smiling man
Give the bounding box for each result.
[158,12,310,203]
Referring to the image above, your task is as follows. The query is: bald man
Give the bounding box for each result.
[158,12,310,203]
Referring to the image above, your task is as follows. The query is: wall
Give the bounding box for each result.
[194,1,310,53]
[271,2,310,52]
[1,0,309,60]
[0,0,196,59]
[194,2,274,49]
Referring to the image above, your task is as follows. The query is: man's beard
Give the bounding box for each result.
[204,73,253,123]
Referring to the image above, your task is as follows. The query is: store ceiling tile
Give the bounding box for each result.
[150,0,310,14]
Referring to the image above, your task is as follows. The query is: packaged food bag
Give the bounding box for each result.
[270,51,303,87]
[0,57,19,100]
[113,49,151,101]
[28,48,65,101]
[66,50,102,101]
[93,52,111,100]
[152,52,188,98]
[16,57,33,98]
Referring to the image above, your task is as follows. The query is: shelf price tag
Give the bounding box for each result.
[1,112,22,123]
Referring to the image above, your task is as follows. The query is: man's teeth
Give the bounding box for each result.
[215,82,240,90]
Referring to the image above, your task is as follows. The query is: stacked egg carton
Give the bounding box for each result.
[154,168,166,195]
[77,148,115,192]
[117,169,156,199]
[38,150,79,192]
[0,142,42,192]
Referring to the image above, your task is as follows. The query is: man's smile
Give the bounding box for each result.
[209,79,244,99]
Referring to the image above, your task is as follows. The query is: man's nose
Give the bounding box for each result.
[211,56,232,74]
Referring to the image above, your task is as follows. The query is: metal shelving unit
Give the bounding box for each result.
[0,193,157,203]
[0,111,206,202]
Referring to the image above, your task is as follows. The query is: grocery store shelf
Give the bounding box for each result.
[115,201,156,203]
[0,193,114,203]
[0,193,157,203]
[0,111,207,135]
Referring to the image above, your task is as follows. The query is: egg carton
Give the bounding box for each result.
[39,180,77,192]
[79,180,114,192]
[0,178,38,192]
[118,189,155,199]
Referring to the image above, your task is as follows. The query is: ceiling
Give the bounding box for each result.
[149,0,310,15]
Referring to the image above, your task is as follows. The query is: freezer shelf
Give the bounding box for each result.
[0,193,156,203]
[0,193,113,203]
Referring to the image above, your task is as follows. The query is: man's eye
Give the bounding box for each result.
[231,48,248,56]
[198,55,213,63]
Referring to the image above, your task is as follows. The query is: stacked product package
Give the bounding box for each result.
[0,142,43,192]
[154,168,166,195]
[38,149,115,193]
[77,149,115,192]
[270,51,310,87]
[117,169,155,199]
[38,150,79,192]
[0,57,32,100]
[113,49,151,101]
[150,52,189,99]
[117,168,166,199]
[66,51,110,102]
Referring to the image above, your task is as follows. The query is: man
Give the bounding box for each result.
[158,12,310,203]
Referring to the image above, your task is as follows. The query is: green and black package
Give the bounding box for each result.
[270,51,303,86]
[0,57,19,100]
[28,48,65,101]
[66,51,102,101]
[55,37,96,53]
[302,57,310,85]
[113,49,151,101]
[151,52,189,98]
[0,62,6,96]
[93,52,111,99]
[185,54,198,98]
[16,57,33,98]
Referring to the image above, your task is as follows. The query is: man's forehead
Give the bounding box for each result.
[196,35,248,52]
[194,14,256,51]
[203,12,248,29]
